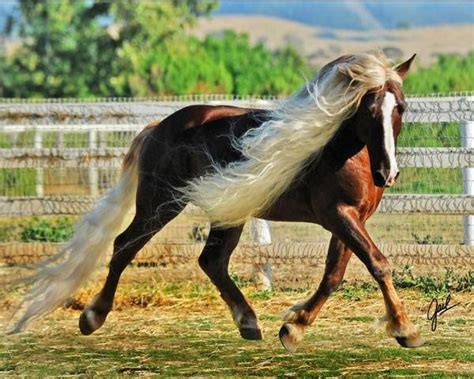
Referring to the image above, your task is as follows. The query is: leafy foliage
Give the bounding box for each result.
[403,52,474,94]
[0,1,472,97]
[0,0,217,97]
[393,265,474,296]
[338,281,377,301]
[335,267,473,300]
[20,217,74,242]
[0,1,307,97]
[106,0,219,96]
[120,31,309,96]
[0,169,36,196]
[0,1,120,97]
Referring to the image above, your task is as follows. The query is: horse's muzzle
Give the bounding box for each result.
[374,170,399,188]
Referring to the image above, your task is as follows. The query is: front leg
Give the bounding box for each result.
[279,235,352,352]
[326,206,424,348]
[198,225,262,340]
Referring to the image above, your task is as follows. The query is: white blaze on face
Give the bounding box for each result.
[381,91,398,181]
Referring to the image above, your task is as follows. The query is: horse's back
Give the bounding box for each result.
[156,104,258,133]
[138,105,267,182]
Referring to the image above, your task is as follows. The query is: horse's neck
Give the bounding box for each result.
[320,120,365,169]
[292,119,365,187]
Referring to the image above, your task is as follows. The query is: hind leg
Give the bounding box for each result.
[198,225,262,340]
[79,191,182,335]
[280,235,352,352]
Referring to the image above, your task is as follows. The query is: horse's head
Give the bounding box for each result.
[354,54,416,188]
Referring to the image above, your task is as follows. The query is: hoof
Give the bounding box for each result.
[395,334,425,348]
[79,309,105,335]
[239,327,263,340]
[279,323,305,353]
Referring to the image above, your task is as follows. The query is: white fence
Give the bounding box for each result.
[0,95,473,285]
[1,95,473,213]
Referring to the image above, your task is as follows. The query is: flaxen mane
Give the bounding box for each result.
[180,52,402,227]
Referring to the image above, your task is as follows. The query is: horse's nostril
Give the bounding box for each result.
[373,171,387,187]
[395,171,400,180]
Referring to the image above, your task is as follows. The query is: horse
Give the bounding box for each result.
[8,52,423,352]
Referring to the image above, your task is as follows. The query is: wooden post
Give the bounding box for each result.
[250,218,273,291]
[34,128,44,197]
[88,130,99,197]
[461,120,474,245]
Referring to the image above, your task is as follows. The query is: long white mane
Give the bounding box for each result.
[181,52,402,227]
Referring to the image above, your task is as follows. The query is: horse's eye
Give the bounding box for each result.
[397,101,407,113]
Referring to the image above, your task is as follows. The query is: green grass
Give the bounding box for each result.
[398,122,460,148]
[388,168,462,194]
[1,277,472,377]
[344,315,374,323]
[0,169,36,197]
[1,308,472,377]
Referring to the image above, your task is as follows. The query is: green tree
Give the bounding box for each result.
[0,1,117,97]
[108,0,218,96]
[201,31,309,96]
[403,52,474,94]
[113,30,310,96]
[0,0,218,98]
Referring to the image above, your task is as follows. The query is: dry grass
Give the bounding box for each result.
[1,270,473,377]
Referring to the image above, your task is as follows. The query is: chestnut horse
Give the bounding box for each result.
[9,53,423,352]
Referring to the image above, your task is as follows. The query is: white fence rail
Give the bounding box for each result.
[0,96,473,246]
[0,94,473,123]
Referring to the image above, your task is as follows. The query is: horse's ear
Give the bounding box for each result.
[394,54,416,80]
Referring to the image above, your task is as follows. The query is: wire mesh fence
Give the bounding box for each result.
[0,94,473,276]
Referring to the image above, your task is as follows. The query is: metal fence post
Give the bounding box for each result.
[34,128,44,197]
[88,130,99,197]
[461,120,474,245]
[250,218,273,291]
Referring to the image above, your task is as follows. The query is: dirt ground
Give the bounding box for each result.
[1,271,472,377]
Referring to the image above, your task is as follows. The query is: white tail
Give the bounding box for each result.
[7,127,152,334]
